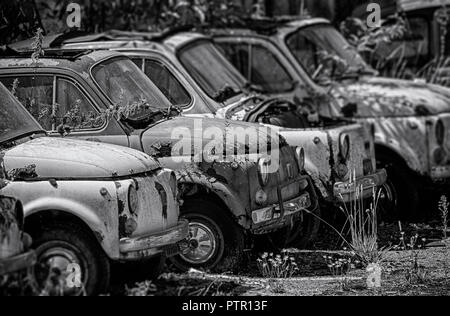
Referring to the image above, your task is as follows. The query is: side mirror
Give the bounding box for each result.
[341,102,358,118]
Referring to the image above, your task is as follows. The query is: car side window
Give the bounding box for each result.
[55,78,104,131]
[250,45,293,93]
[0,76,54,130]
[144,59,191,107]
[216,43,251,80]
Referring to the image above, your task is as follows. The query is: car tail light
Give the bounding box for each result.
[155,183,168,218]
[339,134,350,160]
[295,147,305,172]
[436,120,445,145]
[128,185,139,215]
[257,157,271,186]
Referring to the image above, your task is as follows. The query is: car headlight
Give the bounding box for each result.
[257,157,271,186]
[128,185,139,215]
[340,134,350,160]
[436,119,445,145]
[295,147,305,172]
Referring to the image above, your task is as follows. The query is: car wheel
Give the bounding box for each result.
[287,208,321,249]
[170,199,245,273]
[377,156,420,222]
[31,222,110,296]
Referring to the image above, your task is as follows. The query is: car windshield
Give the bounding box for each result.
[92,57,173,122]
[178,40,246,102]
[0,83,44,144]
[286,24,375,84]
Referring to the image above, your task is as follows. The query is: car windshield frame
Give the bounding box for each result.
[285,24,375,85]
[0,82,46,144]
[90,56,173,122]
[177,39,247,102]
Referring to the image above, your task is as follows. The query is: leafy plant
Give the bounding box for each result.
[323,255,355,290]
[257,250,299,279]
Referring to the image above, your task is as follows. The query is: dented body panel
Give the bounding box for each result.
[1,137,185,260]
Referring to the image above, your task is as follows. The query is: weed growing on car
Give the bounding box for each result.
[438,196,449,240]
[257,250,299,279]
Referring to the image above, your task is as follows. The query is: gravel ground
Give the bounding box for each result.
[118,239,449,296]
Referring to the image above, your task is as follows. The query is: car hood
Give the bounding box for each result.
[3,137,160,180]
[141,116,282,158]
[333,76,450,116]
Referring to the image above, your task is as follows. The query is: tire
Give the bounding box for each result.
[287,207,321,249]
[30,222,110,296]
[169,199,245,273]
[377,154,420,222]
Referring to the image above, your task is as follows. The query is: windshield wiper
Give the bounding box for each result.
[213,85,242,103]
[243,82,265,94]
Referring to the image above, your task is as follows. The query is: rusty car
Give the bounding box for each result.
[0,81,188,295]
[0,158,35,284]
[50,30,387,220]
[0,48,319,272]
[208,17,450,220]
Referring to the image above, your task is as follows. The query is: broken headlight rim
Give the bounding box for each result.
[128,185,139,215]
[436,119,445,146]
[295,147,305,172]
[257,157,271,187]
[339,134,350,160]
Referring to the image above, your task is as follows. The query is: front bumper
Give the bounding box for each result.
[251,175,319,235]
[334,169,387,203]
[119,220,189,260]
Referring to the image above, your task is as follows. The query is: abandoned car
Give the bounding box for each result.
[210,17,450,220]
[0,174,35,278]
[0,48,319,272]
[352,0,450,82]
[0,82,188,295]
[51,30,387,219]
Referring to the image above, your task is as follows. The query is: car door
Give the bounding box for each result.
[0,73,130,147]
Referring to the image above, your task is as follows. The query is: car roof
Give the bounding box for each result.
[0,49,124,73]
[209,17,331,38]
[12,29,210,55]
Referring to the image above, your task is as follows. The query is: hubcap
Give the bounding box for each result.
[180,222,216,265]
[36,246,86,295]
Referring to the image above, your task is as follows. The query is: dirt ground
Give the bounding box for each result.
[114,224,450,297]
